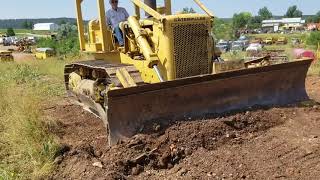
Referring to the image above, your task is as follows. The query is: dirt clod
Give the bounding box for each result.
[92,162,103,168]
[55,144,70,157]
[53,156,63,165]
[131,164,144,175]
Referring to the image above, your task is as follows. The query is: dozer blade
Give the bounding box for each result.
[106,59,312,145]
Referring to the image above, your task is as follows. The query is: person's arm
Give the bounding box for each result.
[123,8,129,19]
[106,11,112,26]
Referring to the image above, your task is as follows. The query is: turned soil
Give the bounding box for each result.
[49,76,320,180]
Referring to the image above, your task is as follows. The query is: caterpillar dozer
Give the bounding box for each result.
[0,50,14,62]
[66,0,312,145]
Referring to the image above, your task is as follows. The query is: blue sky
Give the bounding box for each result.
[0,0,319,19]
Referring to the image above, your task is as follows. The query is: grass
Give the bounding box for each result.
[0,29,33,34]
[0,59,66,179]
[308,59,320,76]
[221,50,247,61]
[0,29,52,37]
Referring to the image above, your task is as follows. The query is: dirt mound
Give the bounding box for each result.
[48,77,320,179]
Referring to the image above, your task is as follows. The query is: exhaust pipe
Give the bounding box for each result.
[144,0,157,17]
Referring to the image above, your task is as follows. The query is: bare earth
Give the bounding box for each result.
[49,76,320,180]
[0,45,36,62]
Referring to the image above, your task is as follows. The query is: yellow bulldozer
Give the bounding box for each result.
[66,0,312,145]
[0,50,14,62]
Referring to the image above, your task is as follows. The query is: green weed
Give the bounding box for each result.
[306,31,320,46]
[308,60,320,76]
[0,61,65,179]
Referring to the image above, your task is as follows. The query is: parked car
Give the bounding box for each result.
[27,36,37,44]
[263,37,275,45]
[35,48,56,59]
[3,36,17,46]
[3,37,11,46]
[293,48,316,60]
[12,37,19,46]
[246,43,263,52]
[216,40,231,52]
[238,35,249,47]
[276,37,287,45]
[231,41,246,51]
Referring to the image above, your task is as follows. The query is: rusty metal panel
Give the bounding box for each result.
[106,59,312,145]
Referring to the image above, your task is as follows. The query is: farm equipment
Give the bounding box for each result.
[276,37,287,45]
[250,38,263,44]
[216,40,231,52]
[0,50,14,62]
[16,38,34,53]
[35,48,55,59]
[66,0,312,145]
[263,37,275,45]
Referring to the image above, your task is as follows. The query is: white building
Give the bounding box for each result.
[262,18,305,32]
[33,23,59,31]
[261,19,283,32]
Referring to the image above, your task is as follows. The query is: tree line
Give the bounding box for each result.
[214,5,320,40]
[232,5,320,31]
[181,5,320,39]
[0,18,77,29]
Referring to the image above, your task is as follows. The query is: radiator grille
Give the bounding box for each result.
[173,24,210,78]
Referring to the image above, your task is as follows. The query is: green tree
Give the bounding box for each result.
[213,18,233,40]
[232,12,252,30]
[258,7,273,20]
[29,22,34,29]
[6,28,15,36]
[307,31,320,46]
[22,20,29,29]
[285,5,303,18]
[37,23,79,56]
[312,11,320,23]
[22,21,33,29]
[305,11,320,23]
[58,20,67,25]
[306,16,314,23]
[248,16,262,29]
[57,23,78,39]
[182,7,196,14]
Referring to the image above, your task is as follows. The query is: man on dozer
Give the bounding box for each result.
[106,0,129,46]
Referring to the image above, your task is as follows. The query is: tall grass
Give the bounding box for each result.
[0,60,66,179]
[308,60,320,76]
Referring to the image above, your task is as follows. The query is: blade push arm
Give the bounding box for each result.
[193,0,214,18]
